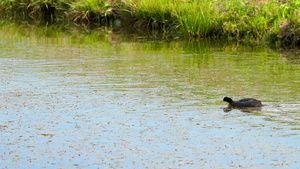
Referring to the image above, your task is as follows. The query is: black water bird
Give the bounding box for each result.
[223,97,263,107]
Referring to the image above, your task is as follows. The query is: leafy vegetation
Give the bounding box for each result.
[0,0,300,47]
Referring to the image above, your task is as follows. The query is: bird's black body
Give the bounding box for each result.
[223,97,263,107]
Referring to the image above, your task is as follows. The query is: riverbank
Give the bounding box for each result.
[0,0,299,47]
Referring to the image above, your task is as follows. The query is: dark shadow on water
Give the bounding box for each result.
[223,106,262,113]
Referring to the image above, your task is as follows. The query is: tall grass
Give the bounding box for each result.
[126,0,300,46]
[173,0,218,38]
[0,0,115,24]
[220,0,300,46]
[122,0,219,36]
[267,0,300,46]
[221,0,272,39]
[121,0,175,31]
[0,0,300,47]
[68,0,113,24]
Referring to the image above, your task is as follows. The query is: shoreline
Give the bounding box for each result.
[0,0,299,48]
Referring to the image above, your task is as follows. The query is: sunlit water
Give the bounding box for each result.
[0,24,300,168]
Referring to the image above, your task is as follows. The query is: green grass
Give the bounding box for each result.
[121,0,175,31]
[123,0,300,46]
[174,0,218,37]
[0,0,300,47]
[68,0,113,24]
[122,0,219,36]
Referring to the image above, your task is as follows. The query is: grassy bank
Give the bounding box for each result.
[0,0,300,47]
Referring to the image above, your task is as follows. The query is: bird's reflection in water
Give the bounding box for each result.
[223,106,262,113]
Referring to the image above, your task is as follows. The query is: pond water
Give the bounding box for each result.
[0,23,300,168]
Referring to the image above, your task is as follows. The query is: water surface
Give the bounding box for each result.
[0,23,300,168]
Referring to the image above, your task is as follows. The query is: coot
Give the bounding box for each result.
[223,97,263,107]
